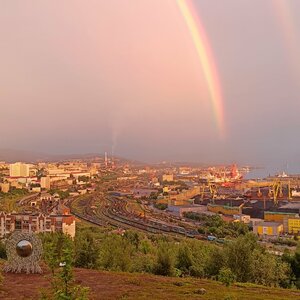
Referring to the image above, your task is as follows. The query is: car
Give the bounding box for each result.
[207,235,217,241]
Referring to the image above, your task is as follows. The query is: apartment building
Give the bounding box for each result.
[0,210,76,238]
[9,162,30,177]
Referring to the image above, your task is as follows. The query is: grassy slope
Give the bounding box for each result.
[1,268,299,300]
[0,191,29,212]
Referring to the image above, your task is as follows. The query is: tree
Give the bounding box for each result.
[176,244,193,275]
[74,231,99,269]
[154,203,167,210]
[284,243,300,288]
[52,246,89,300]
[228,222,249,237]
[55,246,74,298]
[224,233,258,282]
[188,241,212,278]
[0,240,7,259]
[41,233,89,300]
[124,230,140,250]
[42,233,74,277]
[205,246,225,277]
[98,235,133,272]
[218,267,236,287]
[149,192,158,200]
[154,245,174,276]
[78,176,89,183]
[139,239,152,255]
[43,237,57,276]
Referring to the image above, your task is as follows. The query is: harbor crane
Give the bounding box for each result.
[200,180,218,203]
[268,180,292,205]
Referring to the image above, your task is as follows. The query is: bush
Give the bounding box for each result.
[218,267,236,287]
[154,203,167,210]
[154,245,174,276]
[98,235,133,272]
[0,240,7,259]
[176,244,193,275]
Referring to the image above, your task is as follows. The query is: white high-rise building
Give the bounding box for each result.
[9,162,30,177]
[41,176,51,189]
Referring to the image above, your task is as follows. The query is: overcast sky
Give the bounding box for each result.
[1,0,300,171]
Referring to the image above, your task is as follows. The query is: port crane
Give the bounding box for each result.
[268,180,292,205]
[200,180,218,203]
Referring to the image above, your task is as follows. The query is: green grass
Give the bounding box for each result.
[0,190,29,212]
[70,195,89,214]
[102,271,300,300]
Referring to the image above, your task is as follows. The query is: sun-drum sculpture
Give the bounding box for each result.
[4,232,43,274]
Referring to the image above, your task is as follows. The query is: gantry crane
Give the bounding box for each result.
[200,180,218,203]
[268,180,291,205]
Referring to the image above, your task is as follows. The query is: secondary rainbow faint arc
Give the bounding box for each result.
[176,0,225,138]
[272,1,300,69]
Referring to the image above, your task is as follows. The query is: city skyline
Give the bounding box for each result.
[1,1,300,169]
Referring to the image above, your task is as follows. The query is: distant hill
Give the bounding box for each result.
[0,148,143,164]
[0,148,103,163]
[1,267,299,300]
[0,149,46,162]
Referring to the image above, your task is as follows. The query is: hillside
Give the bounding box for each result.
[1,268,299,300]
[0,148,105,163]
[0,148,143,164]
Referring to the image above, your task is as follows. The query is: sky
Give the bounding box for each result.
[1,0,300,171]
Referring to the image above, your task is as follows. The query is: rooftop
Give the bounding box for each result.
[256,221,282,226]
[264,211,298,215]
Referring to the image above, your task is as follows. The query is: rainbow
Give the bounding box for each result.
[272,0,300,73]
[176,0,225,138]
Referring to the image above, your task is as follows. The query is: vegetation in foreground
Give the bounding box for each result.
[1,226,300,299]
[38,226,300,290]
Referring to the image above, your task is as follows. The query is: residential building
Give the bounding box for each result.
[9,162,30,177]
[72,172,91,180]
[0,209,75,238]
[0,183,10,193]
[41,176,51,189]
[162,174,174,182]
[0,161,8,168]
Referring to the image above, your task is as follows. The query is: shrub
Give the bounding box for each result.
[218,267,236,287]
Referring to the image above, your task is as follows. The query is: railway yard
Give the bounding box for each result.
[66,190,200,238]
[55,166,300,249]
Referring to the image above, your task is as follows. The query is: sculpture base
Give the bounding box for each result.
[4,232,43,274]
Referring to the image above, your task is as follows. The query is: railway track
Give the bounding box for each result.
[17,193,39,207]
[66,193,198,238]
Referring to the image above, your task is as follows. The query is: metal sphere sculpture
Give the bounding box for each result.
[4,232,43,274]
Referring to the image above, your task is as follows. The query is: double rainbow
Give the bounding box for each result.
[272,0,300,76]
[176,0,225,138]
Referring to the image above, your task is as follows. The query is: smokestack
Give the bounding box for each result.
[111,146,115,168]
[105,152,108,168]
